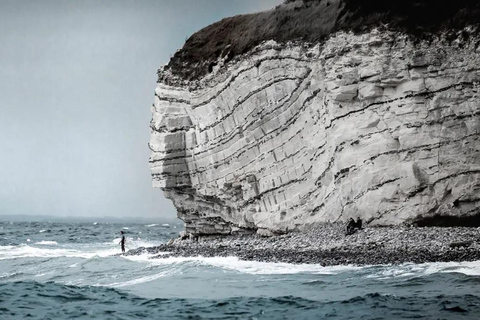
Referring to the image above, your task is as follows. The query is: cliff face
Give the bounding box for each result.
[150,1,480,235]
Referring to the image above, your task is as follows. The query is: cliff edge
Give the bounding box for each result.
[150,0,480,235]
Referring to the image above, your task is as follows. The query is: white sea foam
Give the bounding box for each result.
[145,224,158,227]
[162,224,170,227]
[39,230,46,233]
[197,257,361,275]
[124,252,480,277]
[34,270,54,278]
[122,251,170,263]
[0,271,19,279]
[423,260,480,276]
[35,241,58,245]
[366,260,480,279]
[125,255,361,275]
[0,244,119,260]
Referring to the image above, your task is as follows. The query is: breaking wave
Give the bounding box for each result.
[2,221,479,319]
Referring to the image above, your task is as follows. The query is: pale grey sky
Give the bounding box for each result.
[0,0,282,220]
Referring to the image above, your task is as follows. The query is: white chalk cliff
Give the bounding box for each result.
[150,2,480,235]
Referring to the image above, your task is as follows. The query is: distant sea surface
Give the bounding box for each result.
[1,221,480,319]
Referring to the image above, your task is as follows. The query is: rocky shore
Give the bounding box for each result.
[126,224,480,266]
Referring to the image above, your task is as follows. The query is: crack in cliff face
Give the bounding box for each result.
[325,81,478,131]
[154,92,190,105]
[365,132,479,165]
[151,27,480,235]
[152,126,194,134]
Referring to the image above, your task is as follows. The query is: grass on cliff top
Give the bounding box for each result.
[163,0,480,82]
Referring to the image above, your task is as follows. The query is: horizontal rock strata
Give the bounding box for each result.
[150,28,480,235]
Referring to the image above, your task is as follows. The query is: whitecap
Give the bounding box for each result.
[424,260,480,276]
[122,227,129,230]
[145,224,158,227]
[162,224,170,227]
[39,230,46,233]
[0,244,119,260]
[126,255,362,275]
[35,241,58,245]
[123,255,480,277]
[0,271,20,279]
[365,260,480,279]
[197,257,362,275]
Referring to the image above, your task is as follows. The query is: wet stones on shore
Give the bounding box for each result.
[126,224,480,266]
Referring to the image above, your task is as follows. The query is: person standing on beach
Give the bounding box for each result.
[119,231,126,253]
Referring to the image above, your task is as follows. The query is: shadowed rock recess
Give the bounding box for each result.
[150,0,480,236]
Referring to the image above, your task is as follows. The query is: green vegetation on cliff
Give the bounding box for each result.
[162,0,480,82]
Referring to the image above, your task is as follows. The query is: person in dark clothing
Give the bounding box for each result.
[119,231,126,253]
[355,217,362,230]
[346,218,356,235]
[346,218,363,236]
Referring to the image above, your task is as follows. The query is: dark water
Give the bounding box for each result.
[1,222,480,319]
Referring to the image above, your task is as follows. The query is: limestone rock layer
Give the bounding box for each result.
[150,30,480,235]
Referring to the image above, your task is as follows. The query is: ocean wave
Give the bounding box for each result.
[107,271,174,288]
[145,224,158,227]
[364,260,480,280]
[0,271,23,280]
[35,241,58,245]
[0,237,166,261]
[123,252,480,277]
[0,244,119,260]
[3,281,480,320]
[124,255,362,275]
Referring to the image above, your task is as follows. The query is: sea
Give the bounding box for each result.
[1,221,480,320]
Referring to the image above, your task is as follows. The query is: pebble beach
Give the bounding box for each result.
[127,224,480,266]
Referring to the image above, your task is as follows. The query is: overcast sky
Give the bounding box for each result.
[0,0,282,220]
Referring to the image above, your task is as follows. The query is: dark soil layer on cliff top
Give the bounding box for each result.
[126,224,480,266]
[164,0,480,82]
